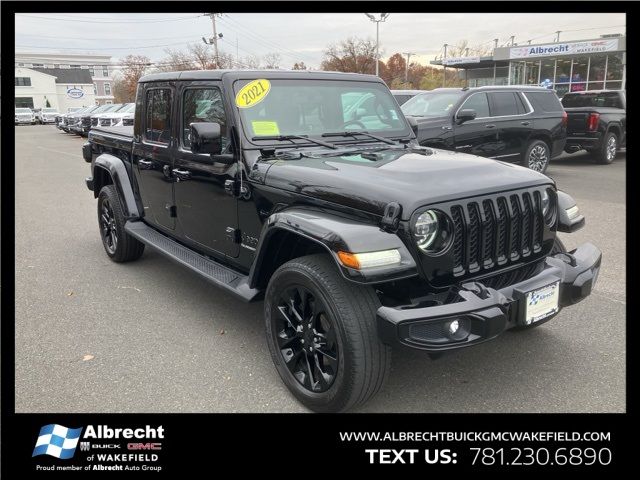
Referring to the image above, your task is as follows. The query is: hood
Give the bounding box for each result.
[262,147,553,220]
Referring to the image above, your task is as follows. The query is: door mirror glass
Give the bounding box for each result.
[190,122,222,155]
[456,109,477,125]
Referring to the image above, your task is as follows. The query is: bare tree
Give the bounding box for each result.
[320,37,377,74]
[292,61,307,70]
[156,48,196,72]
[262,52,282,69]
[243,55,261,69]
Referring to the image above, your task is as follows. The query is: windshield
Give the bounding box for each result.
[16,108,32,113]
[561,91,623,108]
[234,78,410,145]
[401,91,464,117]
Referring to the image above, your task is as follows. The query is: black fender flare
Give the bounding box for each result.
[94,153,140,218]
[248,207,418,287]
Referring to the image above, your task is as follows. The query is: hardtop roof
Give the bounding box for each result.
[138,69,383,84]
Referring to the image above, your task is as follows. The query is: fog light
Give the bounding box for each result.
[448,320,460,335]
[443,318,470,341]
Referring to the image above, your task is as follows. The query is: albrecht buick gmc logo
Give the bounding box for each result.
[33,425,164,459]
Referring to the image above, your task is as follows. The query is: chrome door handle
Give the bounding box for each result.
[138,159,153,169]
[485,124,496,129]
[172,168,192,181]
[521,121,531,126]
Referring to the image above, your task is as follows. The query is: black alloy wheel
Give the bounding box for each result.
[273,285,339,393]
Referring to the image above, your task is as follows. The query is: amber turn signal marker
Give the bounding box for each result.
[337,251,360,269]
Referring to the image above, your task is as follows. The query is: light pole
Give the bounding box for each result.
[365,13,390,76]
[443,43,448,87]
[402,52,415,83]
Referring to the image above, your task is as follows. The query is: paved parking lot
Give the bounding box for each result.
[15,125,625,413]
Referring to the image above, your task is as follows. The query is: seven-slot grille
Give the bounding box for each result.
[449,190,545,276]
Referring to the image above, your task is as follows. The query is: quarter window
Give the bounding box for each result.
[489,92,519,116]
[459,93,490,118]
[145,89,172,144]
[182,88,228,150]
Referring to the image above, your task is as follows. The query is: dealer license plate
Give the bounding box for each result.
[524,281,560,325]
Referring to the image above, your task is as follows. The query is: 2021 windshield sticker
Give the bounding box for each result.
[236,79,271,108]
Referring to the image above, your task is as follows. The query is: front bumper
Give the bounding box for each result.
[377,242,602,353]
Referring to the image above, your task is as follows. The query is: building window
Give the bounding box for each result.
[89,66,95,77]
[524,60,541,85]
[15,77,32,87]
[104,83,111,95]
[81,65,89,69]
[93,84,98,95]
[32,63,44,68]
[102,66,109,77]
[70,65,80,69]
[589,55,606,83]
[60,64,70,69]
[54,64,60,68]
[606,53,623,83]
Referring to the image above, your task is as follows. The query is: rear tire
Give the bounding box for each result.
[264,254,390,412]
[592,131,617,164]
[97,185,145,262]
[524,140,551,173]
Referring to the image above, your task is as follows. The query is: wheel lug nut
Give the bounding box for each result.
[301,339,305,344]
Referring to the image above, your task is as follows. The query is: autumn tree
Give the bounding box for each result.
[112,76,131,103]
[384,53,407,85]
[118,55,151,102]
[320,37,378,74]
[292,61,307,70]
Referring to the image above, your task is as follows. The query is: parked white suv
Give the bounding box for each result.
[15,108,35,125]
[36,107,60,124]
[97,103,136,127]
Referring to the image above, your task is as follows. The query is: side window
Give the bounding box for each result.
[489,92,520,117]
[459,93,490,118]
[145,88,172,144]
[514,93,529,114]
[525,92,563,112]
[182,88,228,150]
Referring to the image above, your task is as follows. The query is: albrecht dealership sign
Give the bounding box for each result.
[509,38,620,59]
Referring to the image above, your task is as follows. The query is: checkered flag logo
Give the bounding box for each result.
[32,424,83,459]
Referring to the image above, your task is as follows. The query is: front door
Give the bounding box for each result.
[133,84,176,231]
[453,92,501,157]
[172,82,239,258]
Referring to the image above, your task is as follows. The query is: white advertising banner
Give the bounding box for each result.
[442,56,481,66]
[509,38,620,59]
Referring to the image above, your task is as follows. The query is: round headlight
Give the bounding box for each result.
[414,210,452,253]
[541,188,556,226]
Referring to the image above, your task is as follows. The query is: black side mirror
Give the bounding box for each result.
[190,122,222,155]
[456,109,477,125]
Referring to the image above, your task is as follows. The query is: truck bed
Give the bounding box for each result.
[89,125,134,151]
[564,107,624,135]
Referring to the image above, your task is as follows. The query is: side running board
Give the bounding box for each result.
[124,221,261,302]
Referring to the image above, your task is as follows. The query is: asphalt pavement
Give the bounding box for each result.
[14,125,626,413]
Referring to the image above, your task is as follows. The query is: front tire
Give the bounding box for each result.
[97,185,145,262]
[264,254,390,412]
[524,140,551,173]
[593,131,617,164]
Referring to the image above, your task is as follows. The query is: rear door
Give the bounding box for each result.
[487,91,533,160]
[132,83,176,231]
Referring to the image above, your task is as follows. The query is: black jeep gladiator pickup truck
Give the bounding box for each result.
[562,90,626,164]
[83,70,601,412]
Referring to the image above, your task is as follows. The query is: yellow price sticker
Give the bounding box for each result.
[252,121,280,136]
[236,79,271,108]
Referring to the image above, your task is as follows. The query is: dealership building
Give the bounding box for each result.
[15,52,115,107]
[433,34,626,96]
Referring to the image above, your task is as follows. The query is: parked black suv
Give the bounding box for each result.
[83,70,600,412]
[402,86,567,173]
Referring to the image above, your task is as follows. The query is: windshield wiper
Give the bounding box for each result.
[321,131,397,145]
[251,134,337,149]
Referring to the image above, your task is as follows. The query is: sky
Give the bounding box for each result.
[15,12,626,70]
